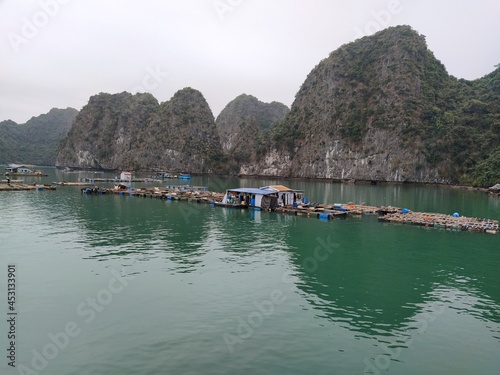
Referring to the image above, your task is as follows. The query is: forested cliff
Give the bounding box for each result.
[52,26,499,186]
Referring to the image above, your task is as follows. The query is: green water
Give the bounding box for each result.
[1,168,499,374]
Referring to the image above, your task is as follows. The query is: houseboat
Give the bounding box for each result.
[5,164,47,176]
[221,187,279,210]
[260,185,305,207]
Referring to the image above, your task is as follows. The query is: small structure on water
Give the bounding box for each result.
[222,188,279,210]
[120,171,133,181]
[5,164,47,176]
[152,172,175,179]
[260,185,305,207]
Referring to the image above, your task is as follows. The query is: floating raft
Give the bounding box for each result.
[0,183,56,191]
[53,181,92,186]
[78,186,499,235]
[80,177,164,183]
[378,211,499,234]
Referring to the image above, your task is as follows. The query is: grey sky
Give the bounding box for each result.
[1,0,499,124]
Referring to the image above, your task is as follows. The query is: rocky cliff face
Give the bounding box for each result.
[0,107,78,165]
[247,25,499,184]
[56,88,223,172]
[216,94,289,151]
[54,26,499,184]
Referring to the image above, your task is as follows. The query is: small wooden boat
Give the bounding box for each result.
[212,201,247,209]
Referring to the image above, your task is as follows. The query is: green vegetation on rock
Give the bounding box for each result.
[10,25,497,186]
[56,88,223,173]
[216,94,289,172]
[0,108,78,165]
[264,25,499,186]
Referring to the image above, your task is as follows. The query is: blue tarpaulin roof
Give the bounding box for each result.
[226,188,276,195]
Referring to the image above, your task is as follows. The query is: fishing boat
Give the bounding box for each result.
[152,172,175,179]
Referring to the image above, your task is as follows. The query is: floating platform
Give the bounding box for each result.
[80,177,164,183]
[23,180,500,234]
[378,211,499,234]
[5,172,47,177]
[0,184,56,191]
[53,181,93,186]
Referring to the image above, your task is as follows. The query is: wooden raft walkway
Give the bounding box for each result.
[0,183,56,191]
[378,211,499,234]
[5,180,496,234]
[77,185,499,235]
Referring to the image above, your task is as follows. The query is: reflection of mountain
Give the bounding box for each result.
[38,184,500,336]
[279,218,500,337]
[60,192,295,274]
[75,196,214,272]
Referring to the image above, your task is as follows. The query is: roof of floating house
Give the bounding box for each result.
[226,188,277,195]
[260,185,304,193]
[6,164,28,169]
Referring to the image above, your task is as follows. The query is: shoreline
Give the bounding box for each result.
[11,165,495,193]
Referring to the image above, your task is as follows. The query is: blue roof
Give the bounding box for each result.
[226,188,276,195]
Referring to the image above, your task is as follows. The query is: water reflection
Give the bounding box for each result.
[280,217,500,342]
[16,168,500,343]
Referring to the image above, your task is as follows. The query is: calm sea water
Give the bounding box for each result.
[1,168,499,374]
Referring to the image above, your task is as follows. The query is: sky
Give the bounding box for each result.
[0,0,499,124]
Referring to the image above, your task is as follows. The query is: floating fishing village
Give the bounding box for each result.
[1,165,499,235]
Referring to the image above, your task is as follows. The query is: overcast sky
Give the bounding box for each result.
[1,0,499,123]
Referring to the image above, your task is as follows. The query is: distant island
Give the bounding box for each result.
[0,108,77,166]
[1,26,498,187]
